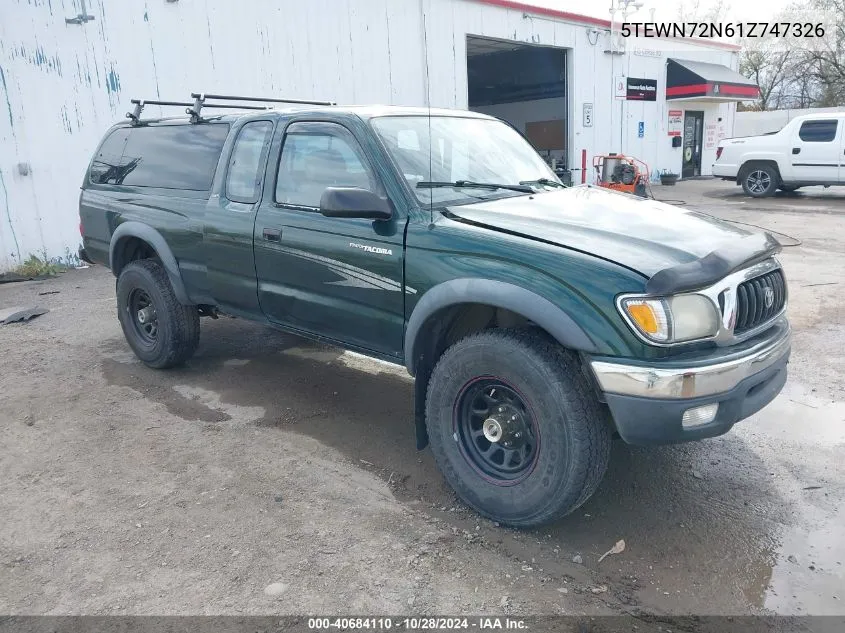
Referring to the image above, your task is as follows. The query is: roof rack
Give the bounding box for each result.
[187,93,335,122]
[126,92,336,125]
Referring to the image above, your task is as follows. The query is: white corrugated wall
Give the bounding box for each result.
[0,0,738,271]
[734,107,845,137]
[0,0,428,270]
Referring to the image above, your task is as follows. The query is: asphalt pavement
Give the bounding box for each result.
[0,179,843,620]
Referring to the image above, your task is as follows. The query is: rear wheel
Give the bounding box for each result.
[425,329,612,528]
[116,260,200,368]
[740,164,778,197]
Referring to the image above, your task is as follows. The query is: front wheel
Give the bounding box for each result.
[740,164,778,197]
[425,329,612,528]
[116,259,200,368]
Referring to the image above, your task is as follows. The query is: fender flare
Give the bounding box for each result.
[738,157,783,178]
[403,278,597,374]
[109,222,191,305]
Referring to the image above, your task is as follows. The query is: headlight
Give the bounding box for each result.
[620,294,720,344]
[668,294,720,342]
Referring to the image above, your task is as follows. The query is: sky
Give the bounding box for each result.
[523,0,795,23]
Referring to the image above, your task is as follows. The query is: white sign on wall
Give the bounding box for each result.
[668,109,683,137]
[633,47,663,58]
[704,122,718,149]
[614,75,627,99]
[583,103,594,127]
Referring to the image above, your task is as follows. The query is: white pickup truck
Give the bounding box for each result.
[713,112,845,197]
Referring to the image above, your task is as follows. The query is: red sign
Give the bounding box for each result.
[668,110,683,137]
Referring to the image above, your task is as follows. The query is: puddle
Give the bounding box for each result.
[765,504,845,615]
[97,318,845,615]
[172,385,265,426]
[759,393,845,446]
[754,382,845,615]
[99,346,141,365]
[283,346,341,364]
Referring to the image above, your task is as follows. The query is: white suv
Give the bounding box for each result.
[713,113,845,197]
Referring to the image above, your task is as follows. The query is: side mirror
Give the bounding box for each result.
[319,187,393,220]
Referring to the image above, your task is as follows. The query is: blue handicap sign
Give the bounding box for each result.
[638,121,644,138]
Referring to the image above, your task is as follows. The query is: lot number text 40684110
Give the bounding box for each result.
[308,617,529,630]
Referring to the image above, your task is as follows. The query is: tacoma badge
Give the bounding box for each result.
[349,242,392,256]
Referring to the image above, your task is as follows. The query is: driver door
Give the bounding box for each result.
[253,120,405,358]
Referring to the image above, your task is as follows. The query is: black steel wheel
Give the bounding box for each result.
[127,287,158,345]
[425,329,612,528]
[116,259,200,369]
[454,378,539,485]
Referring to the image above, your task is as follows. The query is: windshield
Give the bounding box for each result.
[371,116,560,206]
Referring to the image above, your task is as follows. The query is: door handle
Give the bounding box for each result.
[263,228,281,242]
[792,147,801,155]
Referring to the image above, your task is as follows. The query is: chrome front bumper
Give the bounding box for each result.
[590,323,791,399]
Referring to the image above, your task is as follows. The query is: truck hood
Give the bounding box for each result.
[446,185,780,291]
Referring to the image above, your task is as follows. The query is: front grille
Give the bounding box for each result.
[734,269,786,333]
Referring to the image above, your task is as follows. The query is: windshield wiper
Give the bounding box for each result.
[417,180,534,194]
[519,178,565,188]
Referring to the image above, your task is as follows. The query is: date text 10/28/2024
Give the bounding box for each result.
[308,618,528,630]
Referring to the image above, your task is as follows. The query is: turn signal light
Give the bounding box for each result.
[627,303,660,334]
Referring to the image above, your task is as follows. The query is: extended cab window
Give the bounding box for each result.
[798,120,838,142]
[275,122,380,208]
[225,121,274,203]
[89,128,130,184]
[118,123,229,190]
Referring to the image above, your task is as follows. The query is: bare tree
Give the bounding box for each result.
[778,55,821,108]
[675,0,730,22]
[739,41,796,110]
[801,0,845,106]
[788,74,820,108]
[734,0,844,109]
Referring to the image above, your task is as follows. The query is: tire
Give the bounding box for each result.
[425,329,612,528]
[740,164,778,197]
[778,185,800,192]
[116,259,200,369]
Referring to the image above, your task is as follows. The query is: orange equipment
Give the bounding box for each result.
[593,153,650,197]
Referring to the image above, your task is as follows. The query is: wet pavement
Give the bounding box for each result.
[1,179,843,617]
[102,179,845,615]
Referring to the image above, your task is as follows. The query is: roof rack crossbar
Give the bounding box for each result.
[127,91,334,125]
[130,99,194,107]
[126,98,271,124]
[188,92,333,122]
[190,92,336,106]
[127,99,195,124]
[193,103,270,110]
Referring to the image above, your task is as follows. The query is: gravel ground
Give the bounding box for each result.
[0,180,843,620]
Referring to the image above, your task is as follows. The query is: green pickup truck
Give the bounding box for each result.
[80,95,790,528]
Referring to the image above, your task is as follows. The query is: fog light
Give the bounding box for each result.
[681,403,719,428]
